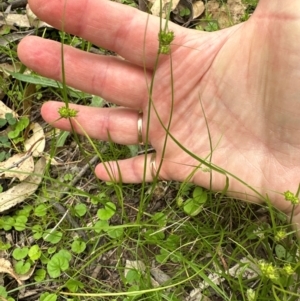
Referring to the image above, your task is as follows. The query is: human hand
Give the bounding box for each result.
[18,0,300,225]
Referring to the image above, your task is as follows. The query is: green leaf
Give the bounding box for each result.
[40,253,50,265]
[17,205,33,216]
[0,118,7,127]
[1,216,15,231]
[43,230,63,244]
[32,225,43,240]
[97,202,116,220]
[74,203,87,217]
[183,198,203,216]
[34,269,46,282]
[125,269,141,284]
[91,192,108,204]
[156,249,170,264]
[152,212,167,227]
[40,292,58,301]
[0,137,11,150]
[94,220,109,233]
[11,72,62,88]
[107,227,124,239]
[5,113,16,125]
[56,130,70,147]
[29,245,42,261]
[48,246,57,254]
[10,72,89,99]
[8,129,19,139]
[143,229,165,242]
[165,234,180,250]
[15,117,29,132]
[0,241,11,251]
[57,249,72,262]
[64,279,84,293]
[193,187,207,203]
[47,254,69,278]
[0,151,5,162]
[127,145,139,157]
[15,260,31,275]
[12,247,28,260]
[275,244,287,259]
[14,216,27,231]
[71,240,86,254]
[183,187,207,217]
[90,95,105,107]
[34,204,48,217]
[63,173,73,181]
[0,286,7,298]
[180,7,190,16]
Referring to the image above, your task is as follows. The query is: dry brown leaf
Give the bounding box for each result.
[43,154,60,166]
[150,0,180,18]
[0,258,23,285]
[26,4,52,28]
[193,1,205,19]
[0,62,22,78]
[124,260,146,278]
[150,267,171,285]
[206,0,246,29]
[0,153,34,181]
[18,264,36,281]
[24,123,46,157]
[0,157,46,212]
[0,101,17,119]
[0,13,30,28]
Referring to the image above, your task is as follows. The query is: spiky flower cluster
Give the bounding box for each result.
[246,288,256,301]
[258,260,279,280]
[275,229,287,242]
[284,190,299,205]
[282,264,294,276]
[158,30,175,54]
[58,106,78,119]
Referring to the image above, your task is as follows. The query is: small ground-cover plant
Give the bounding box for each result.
[1,1,300,301]
[0,113,30,161]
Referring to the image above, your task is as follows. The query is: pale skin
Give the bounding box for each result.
[18,0,300,226]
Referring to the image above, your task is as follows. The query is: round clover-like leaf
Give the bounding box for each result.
[47,254,69,278]
[74,203,87,217]
[275,244,287,259]
[43,230,63,244]
[192,187,208,204]
[32,224,43,240]
[0,286,7,298]
[183,198,203,217]
[12,247,28,260]
[71,240,86,254]
[57,249,72,262]
[94,220,109,233]
[14,216,27,231]
[97,202,116,220]
[34,204,48,217]
[29,245,42,261]
[40,292,58,301]
[107,227,124,239]
[15,260,31,275]
[64,279,84,293]
[1,216,14,231]
[34,269,46,282]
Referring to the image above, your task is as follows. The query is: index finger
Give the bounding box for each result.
[28,0,186,68]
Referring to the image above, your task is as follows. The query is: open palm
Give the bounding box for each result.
[18,0,300,224]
